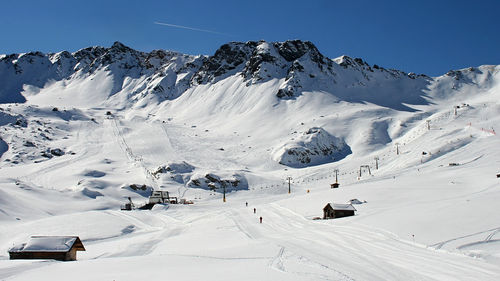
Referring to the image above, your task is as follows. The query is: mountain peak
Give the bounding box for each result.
[3,39,494,110]
[110,41,134,53]
[192,40,332,85]
[273,40,322,62]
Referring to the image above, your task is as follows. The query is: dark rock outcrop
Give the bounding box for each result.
[274,127,352,168]
[187,173,248,191]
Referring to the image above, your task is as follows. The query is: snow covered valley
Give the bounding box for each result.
[0,41,500,280]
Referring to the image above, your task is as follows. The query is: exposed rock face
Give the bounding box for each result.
[274,40,329,70]
[273,127,351,168]
[0,107,78,166]
[0,39,444,109]
[333,55,430,81]
[153,161,195,175]
[152,161,195,184]
[191,40,338,99]
[121,183,153,197]
[50,148,65,156]
[0,41,204,103]
[192,42,256,84]
[187,173,248,191]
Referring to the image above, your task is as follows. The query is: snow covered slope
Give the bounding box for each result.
[0,40,500,280]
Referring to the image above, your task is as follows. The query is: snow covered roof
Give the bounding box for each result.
[9,236,85,253]
[325,203,357,211]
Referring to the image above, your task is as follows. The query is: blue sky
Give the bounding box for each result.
[1,0,499,76]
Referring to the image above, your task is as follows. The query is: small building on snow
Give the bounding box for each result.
[9,236,86,261]
[149,190,177,204]
[323,203,356,219]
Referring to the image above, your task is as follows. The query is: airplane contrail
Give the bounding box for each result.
[154,21,230,36]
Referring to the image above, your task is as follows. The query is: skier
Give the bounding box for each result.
[253,208,256,214]
[245,202,248,207]
[259,216,263,224]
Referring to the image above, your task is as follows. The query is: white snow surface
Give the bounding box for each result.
[0,41,500,280]
[10,236,78,252]
[328,203,357,211]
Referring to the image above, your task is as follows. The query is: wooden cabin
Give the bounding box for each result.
[9,236,86,261]
[323,203,356,219]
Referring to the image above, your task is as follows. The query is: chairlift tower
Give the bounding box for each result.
[359,165,371,177]
[221,182,227,202]
[286,176,292,194]
[331,169,340,188]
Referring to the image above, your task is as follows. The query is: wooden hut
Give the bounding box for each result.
[323,203,356,219]
[330,183,340,188]
[9,236,86,261]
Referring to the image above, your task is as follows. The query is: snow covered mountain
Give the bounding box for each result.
[0,41,427,105]
[0,40,436,108]
[1,40,500,280]
[1,40,498,168]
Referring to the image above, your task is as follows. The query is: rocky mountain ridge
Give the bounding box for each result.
[1,40,499,169]
[0,40,442,106]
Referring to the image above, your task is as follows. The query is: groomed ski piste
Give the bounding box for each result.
[0,41,500,280]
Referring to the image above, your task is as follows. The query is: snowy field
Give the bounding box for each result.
[0,43,500,280]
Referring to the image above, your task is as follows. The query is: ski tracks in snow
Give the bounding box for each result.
[431,226,500,250]
[268,246,286,272]
[0,261,54,280]
[226,209,261,240]
[16,119,104,189]
[225,206,355,280]
[87,210,187,258]
[227,203,500,281]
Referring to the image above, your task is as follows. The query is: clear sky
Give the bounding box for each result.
[1,0,499,76]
